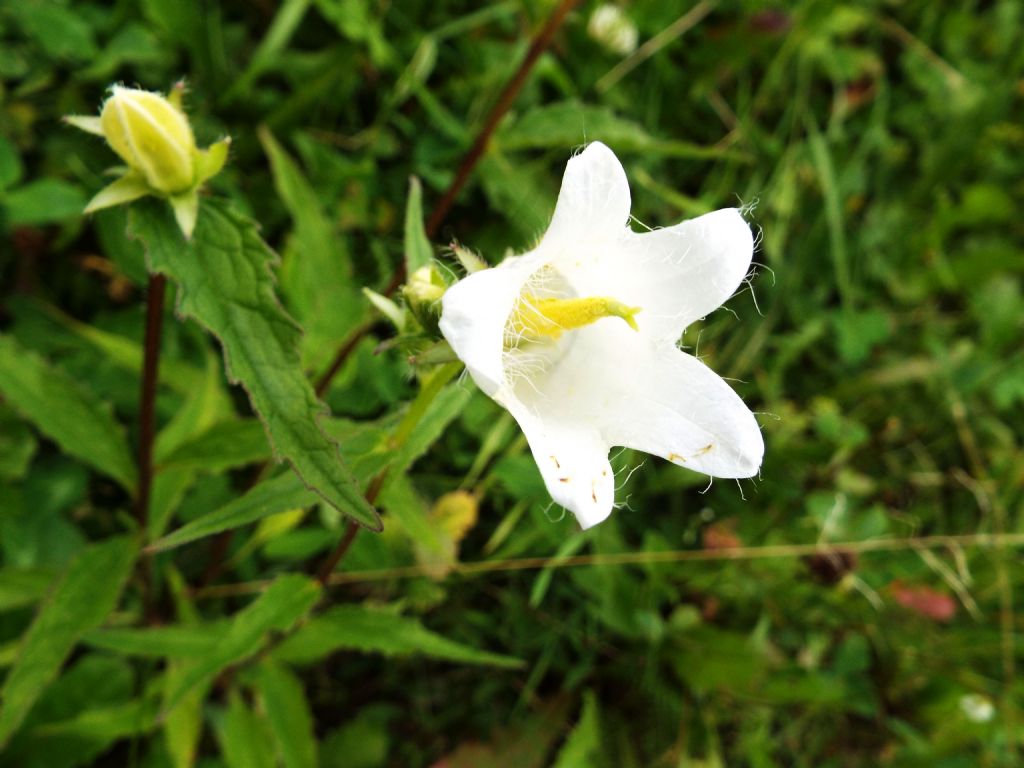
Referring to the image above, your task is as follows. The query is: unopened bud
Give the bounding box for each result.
[402,264,448,333]
[101,86,196,193]
[588,5,639,56]
[66,82,230,239]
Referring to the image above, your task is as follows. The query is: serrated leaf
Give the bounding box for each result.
[255,660,317,768]
[159,419,272,473]
[273,605,523,668]
[148,471,318,553]
[0,335,136,493]
[404,176,432,275]
[153,417,393,553]
[128,198,380,530]
[214,691,277,768]
[163,574,321,712]
[259,127,362,368]
[0,536,137,748]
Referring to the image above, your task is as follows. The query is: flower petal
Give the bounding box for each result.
[602,343,764,479]
[439,251,544,396]
[568,208,754,346]
[541,141,631,251]
[502,398,615,529]
[512,320,762,482]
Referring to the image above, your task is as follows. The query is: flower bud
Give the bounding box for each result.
[100,86,196,194]
[402,264,448,333]
[588,5,639,56]
[66,82,230,239]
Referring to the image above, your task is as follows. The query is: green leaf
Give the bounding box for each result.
[159,419,272,473]
[153,416,394,553]
[150,351,235,538]
[214,691,277,768]
[383,376,473,494]
[30,698,157,746]
[273,605,523,668]
[128,198,380,530]
[2,179,88,227]
[32,300,205,396]
[0,536,137,748]
[163,574,321,712]
[164,660,208,768]
[478,151,551,240]
[0,404,37,482]
[497,101,739,160]
[404,176,433,275]
[0,568,55,612]
[148,471,317,553]
[552,692,601,768]
[8,1,97,61]
[83,623,225,658]
[0,335,137,493]
[0,135,23,189]
[259,127,362,368]
[255,660,317,768]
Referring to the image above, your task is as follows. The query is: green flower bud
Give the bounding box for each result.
[100,86,196,194]
[65,82,231,239]
[402,264,448,334]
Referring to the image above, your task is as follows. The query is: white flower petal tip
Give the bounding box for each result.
[543,141,631,246]
[439,144,764,529]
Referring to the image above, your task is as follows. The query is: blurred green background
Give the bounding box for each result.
[1,0,1023,765]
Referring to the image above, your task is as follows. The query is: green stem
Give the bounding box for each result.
[315,362,462,584]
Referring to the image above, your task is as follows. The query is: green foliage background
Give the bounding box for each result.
[1,0,1023,765]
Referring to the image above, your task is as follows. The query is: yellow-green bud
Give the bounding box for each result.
[402,264,448,333]
[65,82,231,239]
[100,86,196,194]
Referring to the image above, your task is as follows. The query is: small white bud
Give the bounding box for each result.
[588,5,639,56]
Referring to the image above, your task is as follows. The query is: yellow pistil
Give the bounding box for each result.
[510,294,641,341]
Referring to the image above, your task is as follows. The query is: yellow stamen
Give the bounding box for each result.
[511,294,641,341]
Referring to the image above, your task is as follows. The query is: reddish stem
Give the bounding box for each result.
[136,273,166,528]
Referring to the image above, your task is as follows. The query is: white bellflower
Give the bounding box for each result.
[439,143,763,528]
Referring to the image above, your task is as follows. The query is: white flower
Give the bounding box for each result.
[439,142,763,529]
